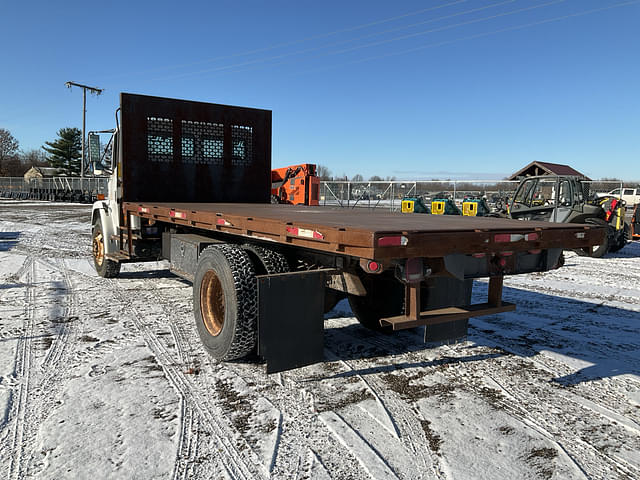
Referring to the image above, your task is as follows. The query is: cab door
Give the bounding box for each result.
[553,178,574,223]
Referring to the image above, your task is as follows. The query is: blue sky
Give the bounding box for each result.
[1,0,639,180]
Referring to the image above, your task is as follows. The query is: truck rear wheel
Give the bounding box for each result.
[242,244,289,274]
[348,271,404,331]
[92,220,121,278]
[193,245,258,360]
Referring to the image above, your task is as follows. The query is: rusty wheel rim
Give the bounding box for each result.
[200,270,225,337]
[93,232,104,267]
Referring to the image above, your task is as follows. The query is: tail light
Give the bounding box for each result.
[378,235,408,247]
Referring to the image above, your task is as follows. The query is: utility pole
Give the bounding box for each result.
[65,81,103,178]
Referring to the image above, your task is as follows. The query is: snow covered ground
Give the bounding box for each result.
[0,199,639,480]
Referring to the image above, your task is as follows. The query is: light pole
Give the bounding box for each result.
[65,82,103,178]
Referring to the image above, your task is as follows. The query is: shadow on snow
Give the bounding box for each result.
[0,231,21,252]
[322,283,639,386]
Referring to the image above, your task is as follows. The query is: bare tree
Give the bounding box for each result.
[317,164,332,180]
[0,128,20,176]
[351,173,364,182]
[3,156,25,176]
[21,149,49,169]
[369,175,383,181]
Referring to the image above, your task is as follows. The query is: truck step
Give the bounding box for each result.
[110,233,160,241]
[105,250,159,263]
[105,252,131,261]
[380,302,516,330]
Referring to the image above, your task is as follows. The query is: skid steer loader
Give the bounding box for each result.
[509,175,629,258]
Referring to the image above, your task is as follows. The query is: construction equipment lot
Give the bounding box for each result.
[1,200,639,479]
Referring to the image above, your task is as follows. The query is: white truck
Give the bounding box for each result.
[597,187,640,206]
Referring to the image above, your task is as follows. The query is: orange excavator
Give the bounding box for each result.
[271,163,320,205]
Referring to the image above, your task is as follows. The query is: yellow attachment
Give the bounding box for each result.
[462,201,478,216]
[616,206,623,230]
[431,200,445,215]
[401,200,415,213]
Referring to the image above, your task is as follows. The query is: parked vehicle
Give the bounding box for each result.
[91,94,605,372]
[510,175,629,258]
[597,187,640,206]
[632,204,640,241]
[271,163,320,205]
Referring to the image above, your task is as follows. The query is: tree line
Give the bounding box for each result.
[316,165,397,182]
[0,127,82,177]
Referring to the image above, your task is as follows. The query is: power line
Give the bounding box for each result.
[328,0,567,56]
[155,0,639,82]
[152,0,549,82]
[296,0,640,75]
[104,0,470,79]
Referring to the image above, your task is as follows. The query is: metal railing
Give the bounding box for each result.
[320,180,520,211]
[0,177,109,203]
[320,180,630,211]
[0,176,631,208]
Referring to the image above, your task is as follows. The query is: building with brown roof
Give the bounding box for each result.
[507,161,590,181]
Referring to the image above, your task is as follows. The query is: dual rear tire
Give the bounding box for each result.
[193,244,288,361]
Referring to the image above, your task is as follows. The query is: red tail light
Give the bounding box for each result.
[378,236,408,247]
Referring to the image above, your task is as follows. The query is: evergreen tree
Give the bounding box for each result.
[43,128,82,175]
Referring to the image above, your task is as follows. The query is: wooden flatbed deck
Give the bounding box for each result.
[124,202,604,260]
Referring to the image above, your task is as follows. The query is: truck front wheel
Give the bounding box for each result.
[193,245,258,360]
[92,220,121,278]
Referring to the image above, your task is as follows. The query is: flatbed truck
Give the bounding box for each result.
[91,94,605,373]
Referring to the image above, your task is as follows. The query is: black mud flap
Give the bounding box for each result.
[257,270,328,374]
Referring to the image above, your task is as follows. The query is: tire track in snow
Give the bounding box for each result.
[63,260,207,480]
[323,331,450,480]
[40,258,76,369]
[134,276,298,478]
[6,257,35,480]
[470,322,640,433]
[4,257,82,478]
[171,397,200,480]
[109,279,265,480]
[440,344,640,480]
[152,290,289,477]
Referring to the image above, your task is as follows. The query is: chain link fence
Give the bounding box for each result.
[0,176,633,210]
[320,180,520,212]
[0,177,108,203]
[319,180,632,212]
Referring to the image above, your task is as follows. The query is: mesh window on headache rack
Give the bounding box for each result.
[231,125,253,166]
[147,117,173,163]
[181,120,224,165]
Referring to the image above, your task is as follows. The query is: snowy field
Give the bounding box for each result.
[0,199,639,480]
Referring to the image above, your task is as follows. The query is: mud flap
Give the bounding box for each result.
[257,270,328,374]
